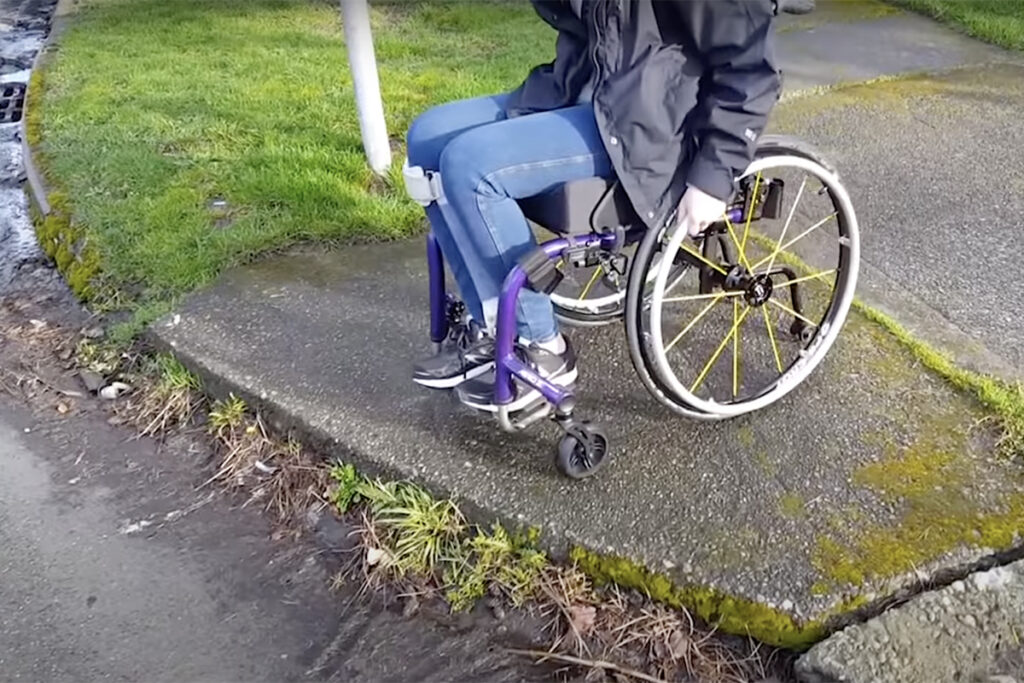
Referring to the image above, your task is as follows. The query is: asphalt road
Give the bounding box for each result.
[0,369,549,683]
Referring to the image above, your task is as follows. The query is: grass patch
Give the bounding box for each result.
[889,0,1024,51]
[35,0,553,327]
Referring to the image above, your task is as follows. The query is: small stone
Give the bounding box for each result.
[99,382,131,400]
[960,614,978,628]
[781,599,794,611]
[365,547,386,566]
[82,326,104,339]
[56,402,70,415]
[952,581,967,593]
[487,598,506,621]
[107,415,126,426]
[79,370,105,393]
[941,596,953,608]
[401,597,420,618]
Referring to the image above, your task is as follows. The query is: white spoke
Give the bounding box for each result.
[753,211,837,271]
[763,177,806,274]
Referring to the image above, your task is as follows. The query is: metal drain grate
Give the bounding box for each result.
[0,83,27,124]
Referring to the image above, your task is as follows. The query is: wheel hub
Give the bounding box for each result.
[744,273,774,307]
[723,266,774,307]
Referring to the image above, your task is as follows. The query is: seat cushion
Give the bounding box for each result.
[518,177,613,234]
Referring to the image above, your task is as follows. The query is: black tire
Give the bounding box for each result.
[555,422,610,479]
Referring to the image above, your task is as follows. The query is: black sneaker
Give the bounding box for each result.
[412,333,495,389]
[456,337,577,413]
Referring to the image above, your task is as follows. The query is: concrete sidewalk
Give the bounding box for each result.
[151,0,1024,654]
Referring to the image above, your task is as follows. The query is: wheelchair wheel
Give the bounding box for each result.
[625,137,859,419]
[550,243,688,327]
[549,243,634,326]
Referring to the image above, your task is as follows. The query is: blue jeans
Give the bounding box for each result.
[406,94,612,342]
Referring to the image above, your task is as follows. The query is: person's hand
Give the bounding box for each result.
[676,185,726,238]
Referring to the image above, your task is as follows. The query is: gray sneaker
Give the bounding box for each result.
[456,337,577,413]
[412,330,494,389]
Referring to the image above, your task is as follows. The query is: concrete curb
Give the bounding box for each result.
[797,559,1024,683]
[18,0,72,219]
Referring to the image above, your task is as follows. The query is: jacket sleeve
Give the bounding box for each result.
[683,0,782,202]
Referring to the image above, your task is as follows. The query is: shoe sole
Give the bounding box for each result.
[412,360,495,389]
[459,367,579,413]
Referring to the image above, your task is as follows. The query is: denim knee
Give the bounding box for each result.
[406,107,448,169]
[436,129,488,198]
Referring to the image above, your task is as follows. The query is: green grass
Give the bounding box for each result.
[891,0,1024,51]
[36,0,552,329]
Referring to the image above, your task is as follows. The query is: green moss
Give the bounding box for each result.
[813,418,1024,589]
[854,303,1024,457]
[24,67,45,149]
[736,425,756,450]
[777,0,900,33]
[779,493,806,519]
[569,546,826,650]
[774,73,955,127]
[754,451,779,477]
[32,191,101,300]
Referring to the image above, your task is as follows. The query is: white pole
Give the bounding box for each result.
[340,0,391,174]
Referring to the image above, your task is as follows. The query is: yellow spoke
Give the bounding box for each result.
[578,266,603,300]
[732,299,741,397]
[762,305,784,373]
[665,293,726,353]
[740,172,762,258]
[690,305,751,394]
[752,211,837,272]
[768,297,817,328]
[663,290,743,304]
[723,215,752,270]
[680,243,727,275]
[764,269,837,288]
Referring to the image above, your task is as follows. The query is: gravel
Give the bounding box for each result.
[797,559,1024,683]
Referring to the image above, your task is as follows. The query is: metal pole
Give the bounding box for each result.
[340,0,391,174]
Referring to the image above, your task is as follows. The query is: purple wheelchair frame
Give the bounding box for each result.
[426,231,616,427]
[424,203,747,430]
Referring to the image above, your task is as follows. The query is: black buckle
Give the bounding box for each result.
[518,247,564,294]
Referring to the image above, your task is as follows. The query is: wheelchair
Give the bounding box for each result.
[417,135,860,479]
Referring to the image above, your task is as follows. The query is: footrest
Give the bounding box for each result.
[518,247,563,294]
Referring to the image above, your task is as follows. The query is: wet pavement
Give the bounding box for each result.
[0,277,556,683]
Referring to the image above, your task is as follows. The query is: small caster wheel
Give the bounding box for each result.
[555,422,610,479]
[790,320,815,344]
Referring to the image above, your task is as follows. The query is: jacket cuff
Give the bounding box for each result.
[686,156,737,203]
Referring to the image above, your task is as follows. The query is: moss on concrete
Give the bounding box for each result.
[780,492,807,519]
[570,546,826,650]
[813,413,1024,589]
[32,191,100,300]
[25,51,103,301]
[777,0,901,33]
[854,303,1024,457]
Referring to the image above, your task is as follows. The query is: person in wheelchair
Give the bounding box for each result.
[406,0,785,412]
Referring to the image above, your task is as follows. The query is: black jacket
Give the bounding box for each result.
[506,0,782,229]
